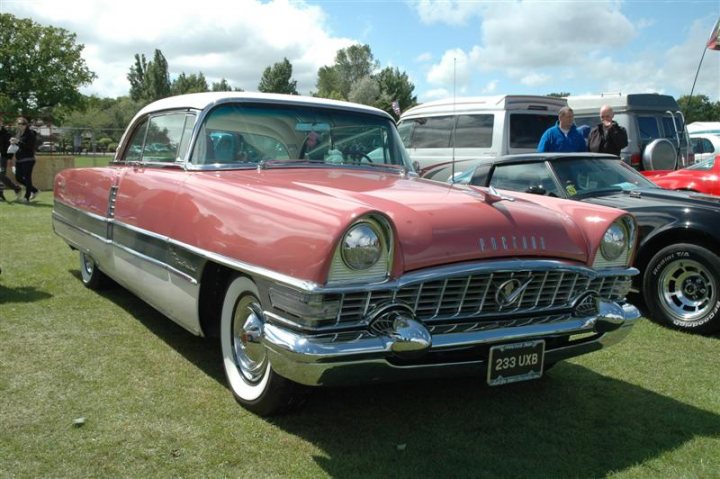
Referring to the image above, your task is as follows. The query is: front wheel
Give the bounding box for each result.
[642,243,720,335]
[220,276,305,416]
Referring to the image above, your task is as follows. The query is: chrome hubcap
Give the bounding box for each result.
[231,296,267,383]
[658,259,716,322]
[81,253,95,276]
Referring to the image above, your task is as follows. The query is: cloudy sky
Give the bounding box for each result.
[3,0,719,104]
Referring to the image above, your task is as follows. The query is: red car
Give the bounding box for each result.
[53,92,640,415]
[642,154,720,195]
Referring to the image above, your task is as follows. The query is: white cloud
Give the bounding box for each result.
[471,1,635,70]
[422,88,451,101]
[480,80,498,94]
[415,52,433,63]
[412,0,484,26]
[4,0,355,97]
[520,73,551,87]
[427,49,473,93]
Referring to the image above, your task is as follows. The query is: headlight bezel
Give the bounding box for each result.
[328,215,393,285]
[341,222,382,270]
[593,215,637,269]
[600,222,627,261]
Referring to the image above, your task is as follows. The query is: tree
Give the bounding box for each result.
[315,66,343,100]
[127,49,171,103]
[59,95,143,152]
[127,54,149,102]
[348,76,380,106]
[258,58,298,95]
[678,94,720,124]
[547,92,571,98]
[315,44,378,100]
[172,72,209,95]
[0,13,96,121]
[212,78,243,92]
[375,67,417,117]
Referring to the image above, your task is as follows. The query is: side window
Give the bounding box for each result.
[489,163,560,196]
[702,138,714,153]
[574,116,595,129]
[690,138,703,154]
[410,116,454,148]
[175,113,196,162]
[637,116,660,142]
[661,116,679,142]
[509,113,560,148]
[396,121,413,147]
[143,112,190,163]
[124,120,148,162]
[454,114,493,148]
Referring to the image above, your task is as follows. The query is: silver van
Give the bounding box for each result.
[397,95,566,172]
[567,93,693,171]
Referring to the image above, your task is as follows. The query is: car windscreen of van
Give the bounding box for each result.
[509,113,558,149]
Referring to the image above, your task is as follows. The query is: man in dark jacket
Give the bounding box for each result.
[0,119,23,202]
[588,105,628,157]
[9,116,39,203]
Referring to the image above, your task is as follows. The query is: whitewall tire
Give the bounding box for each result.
[220,275,304,415]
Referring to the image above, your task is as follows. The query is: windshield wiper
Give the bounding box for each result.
[257,158,407,173]
[257,158,325,169]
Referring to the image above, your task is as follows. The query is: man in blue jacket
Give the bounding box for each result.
[537,107,587,152]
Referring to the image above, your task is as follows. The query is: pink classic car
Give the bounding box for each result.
[53,92,640,415]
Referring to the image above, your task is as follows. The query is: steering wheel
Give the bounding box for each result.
[344,145,373,163]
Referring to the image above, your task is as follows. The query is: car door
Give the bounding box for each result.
[110,110,202,332]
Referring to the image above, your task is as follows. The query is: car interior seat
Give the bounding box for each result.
[215,135,234,162]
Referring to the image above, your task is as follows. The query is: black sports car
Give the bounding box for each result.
[422,153,720,334]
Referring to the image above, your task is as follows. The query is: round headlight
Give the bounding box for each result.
[341,223,382,270]
[600,222,627,261]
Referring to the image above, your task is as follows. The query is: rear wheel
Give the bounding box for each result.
[642,243,720,334]
[220,276,305,416]
[79,252,109,290]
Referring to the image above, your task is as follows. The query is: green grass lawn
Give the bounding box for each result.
[1,192,719,478]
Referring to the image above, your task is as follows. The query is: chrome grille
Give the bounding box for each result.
[334,271,632,326]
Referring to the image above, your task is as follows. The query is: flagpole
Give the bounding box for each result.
[687,16,720,119]
[686,46,707,119]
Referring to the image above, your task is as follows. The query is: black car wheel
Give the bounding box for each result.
[220,275,306,416]
[643,243,720,334]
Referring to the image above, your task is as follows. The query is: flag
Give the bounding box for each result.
[707,17,720,50]
[391,100,401,117]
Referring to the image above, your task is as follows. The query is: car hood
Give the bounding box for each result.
[177,168,623,283]
[580,187,720,212]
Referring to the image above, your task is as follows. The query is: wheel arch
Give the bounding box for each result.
[635,227,720,275]
[197,262,237,339]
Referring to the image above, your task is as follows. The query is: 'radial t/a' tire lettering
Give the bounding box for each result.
[642,243,720,335]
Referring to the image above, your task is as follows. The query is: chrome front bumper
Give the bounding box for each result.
[262,299,641,387]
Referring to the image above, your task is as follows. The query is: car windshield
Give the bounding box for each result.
[191,103,410,170]
[686,156,716,171]
[550,157,659,197]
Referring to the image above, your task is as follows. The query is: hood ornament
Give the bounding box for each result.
[485,185,515,204]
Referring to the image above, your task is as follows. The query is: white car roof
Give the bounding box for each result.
[135,92,391,119]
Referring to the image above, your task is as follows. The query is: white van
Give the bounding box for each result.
[688,122,720,162]
[567,93,693,171]
[397,95,566,172]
